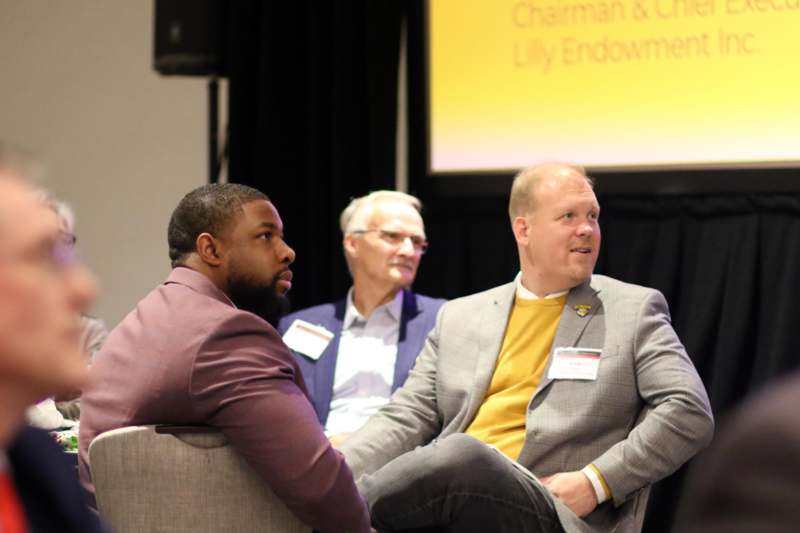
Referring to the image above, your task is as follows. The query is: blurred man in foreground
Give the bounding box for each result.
[26,195,108,430]
[0,143,103,532]
[672,370,800,533]
[79,183,370,533]
[279,191,444,445]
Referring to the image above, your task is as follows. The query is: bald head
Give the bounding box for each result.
[508,162,594,221]
[509,161,601,295]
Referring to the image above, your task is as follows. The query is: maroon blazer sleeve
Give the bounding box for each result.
[189,312,370,533]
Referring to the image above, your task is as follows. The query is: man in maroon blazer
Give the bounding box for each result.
[79,184,371,533]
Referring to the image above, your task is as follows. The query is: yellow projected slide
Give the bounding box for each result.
[428,0,800,172]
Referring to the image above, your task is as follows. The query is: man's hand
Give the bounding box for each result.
[329,432,351,448]
[540,471,598,518]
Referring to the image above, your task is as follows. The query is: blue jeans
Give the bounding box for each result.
[358,434,565,533]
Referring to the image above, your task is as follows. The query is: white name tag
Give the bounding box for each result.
[547,347,602,381]
[282,319,334,360]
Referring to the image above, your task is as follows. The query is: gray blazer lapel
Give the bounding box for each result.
[462,282,516,428]
[533,280,602,399]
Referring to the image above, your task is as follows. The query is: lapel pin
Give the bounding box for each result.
[574,304,591,318]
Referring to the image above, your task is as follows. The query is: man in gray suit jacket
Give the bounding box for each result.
[341,163,714,533]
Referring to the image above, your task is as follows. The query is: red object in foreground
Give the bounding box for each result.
[0,470,29,533]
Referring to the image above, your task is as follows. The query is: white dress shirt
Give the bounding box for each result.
[514,272,569,300]
[324,289,402,435]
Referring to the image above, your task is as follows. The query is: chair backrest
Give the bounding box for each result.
[89,425,310,533]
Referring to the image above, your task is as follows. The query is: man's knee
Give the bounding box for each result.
[426,434,501,482]
[363,433,518,508]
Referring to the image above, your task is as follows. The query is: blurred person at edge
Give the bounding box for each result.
[278,191,444,447]
[0,142,104,533]
[671,369,800,533]
[26,196,108,428]
[47,197,107,368]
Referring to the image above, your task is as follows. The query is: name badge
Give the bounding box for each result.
[282,319,334,360]
[547,347,602,381]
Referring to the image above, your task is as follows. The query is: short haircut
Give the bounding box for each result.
[167,183,269,267]
[34,191,76,234]
[508,162,594,220]
[51,199,76,234]
[339,190,422,235]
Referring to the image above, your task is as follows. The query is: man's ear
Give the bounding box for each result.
[196,233,224,267]
[343,234,358,259]
[512,215,531,247]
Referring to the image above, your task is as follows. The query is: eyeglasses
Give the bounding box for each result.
[53,233,78,268]
[1,232,78,273]
[352,229,429,254]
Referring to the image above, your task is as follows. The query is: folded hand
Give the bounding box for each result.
[540,470,598,518]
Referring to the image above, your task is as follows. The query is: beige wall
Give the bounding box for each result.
[0,2,211,326]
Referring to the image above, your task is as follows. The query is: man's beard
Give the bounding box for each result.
[227,271,290,328]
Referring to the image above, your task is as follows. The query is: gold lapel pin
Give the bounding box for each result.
[574,304,591,317]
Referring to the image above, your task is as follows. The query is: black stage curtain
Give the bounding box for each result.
[226,0,405,310]
[598,193,800,532]
[226,3,800,532]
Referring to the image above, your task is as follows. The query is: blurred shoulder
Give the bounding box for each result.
[277,299,343,334]
[408,292,446,312]
[441,282,516,313]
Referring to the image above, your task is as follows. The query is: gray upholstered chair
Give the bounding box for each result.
[89,425,310,533]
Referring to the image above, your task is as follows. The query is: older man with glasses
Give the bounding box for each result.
[0,143,103,532]
[26,196,108,430]
[279,191,444,447]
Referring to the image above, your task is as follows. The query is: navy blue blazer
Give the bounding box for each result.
[7,425,105,533]
[278,290,445,426]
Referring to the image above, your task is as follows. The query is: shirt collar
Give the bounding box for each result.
[514,272,569,300]
[343,287,403,329]
[166,267,237,308]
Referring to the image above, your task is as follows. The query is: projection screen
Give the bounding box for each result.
[428,0,800,173]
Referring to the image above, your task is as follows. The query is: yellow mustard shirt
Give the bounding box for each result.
[466,294,566,460]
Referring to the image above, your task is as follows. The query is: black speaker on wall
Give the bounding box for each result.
[153,0,226,76]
